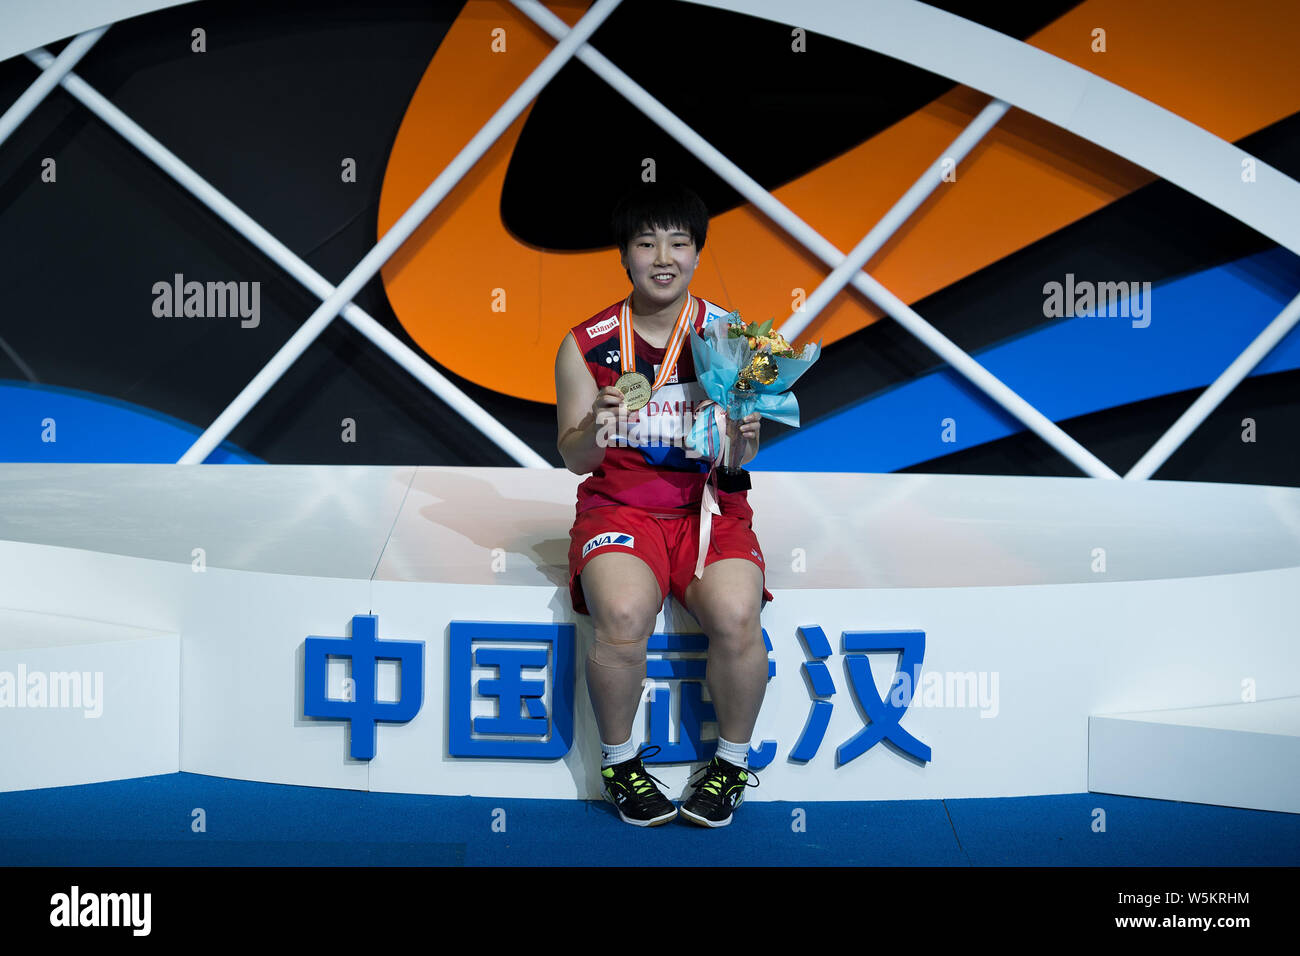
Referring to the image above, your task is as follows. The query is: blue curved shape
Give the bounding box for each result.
[838,653,931,764]
[747,740,776,769]
[761,626,775,680]
[0,381,263,463]
[756,248,1300,473]
[839,630,931,764]
[797,624,832,659]
[805,660,835,699]
[790,699,833,763]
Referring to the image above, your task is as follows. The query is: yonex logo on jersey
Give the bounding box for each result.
[583,532,635,558]
[586,317,619,337]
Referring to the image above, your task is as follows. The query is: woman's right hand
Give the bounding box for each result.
[592,385,626,427]
[591,385,628,450]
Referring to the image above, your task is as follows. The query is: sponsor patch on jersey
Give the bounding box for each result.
[652,362,679,385]
[586,317,619,337]
[583,531,635,558]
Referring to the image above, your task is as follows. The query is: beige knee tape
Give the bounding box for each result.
[588,631,648,669]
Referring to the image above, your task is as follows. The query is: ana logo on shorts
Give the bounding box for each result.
[583,532,634,558]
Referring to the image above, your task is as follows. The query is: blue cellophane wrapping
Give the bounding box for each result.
[686,311,821,465]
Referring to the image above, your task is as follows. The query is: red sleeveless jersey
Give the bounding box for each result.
[568,294,750,516]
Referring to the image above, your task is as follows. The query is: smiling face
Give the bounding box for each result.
[621,224,700,313]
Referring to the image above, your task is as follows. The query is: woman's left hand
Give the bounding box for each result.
[737,412,761,466]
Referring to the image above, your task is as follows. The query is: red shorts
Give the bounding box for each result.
[567,499,774,616]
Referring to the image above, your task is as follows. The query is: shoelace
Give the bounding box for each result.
[621,745,669,798]
[690,757,761,798]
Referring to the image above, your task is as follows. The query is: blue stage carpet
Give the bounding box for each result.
[0,773,1295,866]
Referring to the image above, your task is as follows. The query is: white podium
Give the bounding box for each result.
[1,463,1296,811]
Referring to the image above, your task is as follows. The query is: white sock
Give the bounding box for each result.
[601,734,638,768]
[715,736,749,769]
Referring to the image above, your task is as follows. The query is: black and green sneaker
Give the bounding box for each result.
[601,746,677,827]
[679,756,759,827]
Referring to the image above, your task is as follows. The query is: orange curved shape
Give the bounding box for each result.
[379,0,1300,404]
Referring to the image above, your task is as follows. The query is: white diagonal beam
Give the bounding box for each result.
[176,0,621,464]
[688,0,1300,479]
[25,46,550,468]
[778,99,1008,343]
[0,25,107,149]
[1126,288,1300,480]
[513,0,1120,480]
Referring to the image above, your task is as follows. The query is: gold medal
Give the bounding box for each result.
[617,294,699,412]
[615,371,652,411]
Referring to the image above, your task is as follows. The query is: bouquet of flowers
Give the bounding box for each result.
[728,316,804,358]
[686,311,821,473]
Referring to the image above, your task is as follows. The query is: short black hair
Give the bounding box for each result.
[610,182,709,255]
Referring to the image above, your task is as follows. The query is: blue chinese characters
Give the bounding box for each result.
[303,614,424,760]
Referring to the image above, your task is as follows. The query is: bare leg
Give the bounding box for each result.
[684,558,767,742]
[580,552,663,744]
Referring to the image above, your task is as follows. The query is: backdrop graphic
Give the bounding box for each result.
[0,0,1295,484]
